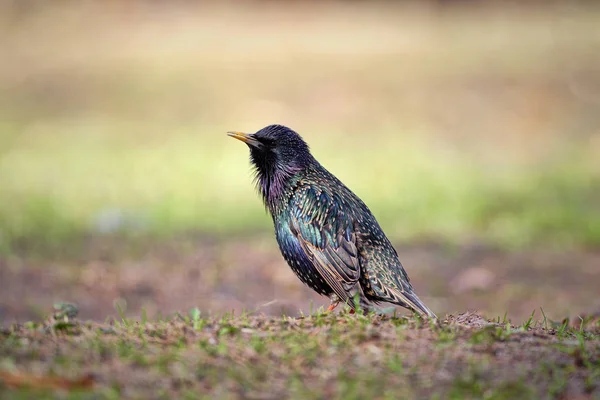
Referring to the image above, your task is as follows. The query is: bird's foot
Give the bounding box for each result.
[327,294,341,312]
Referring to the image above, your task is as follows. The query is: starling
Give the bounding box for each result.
[228,125,436,318]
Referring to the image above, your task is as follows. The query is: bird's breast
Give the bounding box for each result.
[274,219,333,296]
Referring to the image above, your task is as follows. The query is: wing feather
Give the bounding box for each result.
[288,186,361,305]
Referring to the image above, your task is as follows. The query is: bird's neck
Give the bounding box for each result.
[259,170,296,211]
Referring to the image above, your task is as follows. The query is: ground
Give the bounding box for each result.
[1,238,599,326]
[1,237,599,398]
[1,309,599,399]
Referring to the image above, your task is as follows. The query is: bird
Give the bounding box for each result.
[227,124,436,319]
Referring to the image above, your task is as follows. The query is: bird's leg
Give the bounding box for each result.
[327,293,340,312]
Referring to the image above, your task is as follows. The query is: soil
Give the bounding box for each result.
[0,311,599,399]
[1,236,598,326]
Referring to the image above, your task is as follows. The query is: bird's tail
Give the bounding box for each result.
[391,289,437,320]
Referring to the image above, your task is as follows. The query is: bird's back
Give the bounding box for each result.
[302,164,416,297]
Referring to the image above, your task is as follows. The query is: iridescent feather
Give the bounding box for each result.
[229,125,436,318]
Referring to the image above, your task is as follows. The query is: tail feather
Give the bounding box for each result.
[347,285,437,319]
[390,289,437,319]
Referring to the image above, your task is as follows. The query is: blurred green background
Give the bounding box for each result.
[0,1,599,323]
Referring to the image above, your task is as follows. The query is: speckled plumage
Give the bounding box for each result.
[228,125,436,318]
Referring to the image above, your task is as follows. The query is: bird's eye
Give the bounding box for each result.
[259,137,276,148]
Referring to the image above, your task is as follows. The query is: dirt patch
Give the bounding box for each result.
[1,237,599,326]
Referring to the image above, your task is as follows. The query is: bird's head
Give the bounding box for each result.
[228,124,313,204]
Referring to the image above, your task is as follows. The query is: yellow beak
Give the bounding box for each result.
[227,131,262,148]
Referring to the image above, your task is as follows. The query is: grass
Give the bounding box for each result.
[1,3,599,254]
[0,308,598,399]
[1,126,598,255]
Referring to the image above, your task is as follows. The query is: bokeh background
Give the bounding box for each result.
[1,0,599,325]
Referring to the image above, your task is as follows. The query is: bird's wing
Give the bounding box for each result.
[288,185,361,305]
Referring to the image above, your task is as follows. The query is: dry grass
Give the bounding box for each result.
[1,308,599,399]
